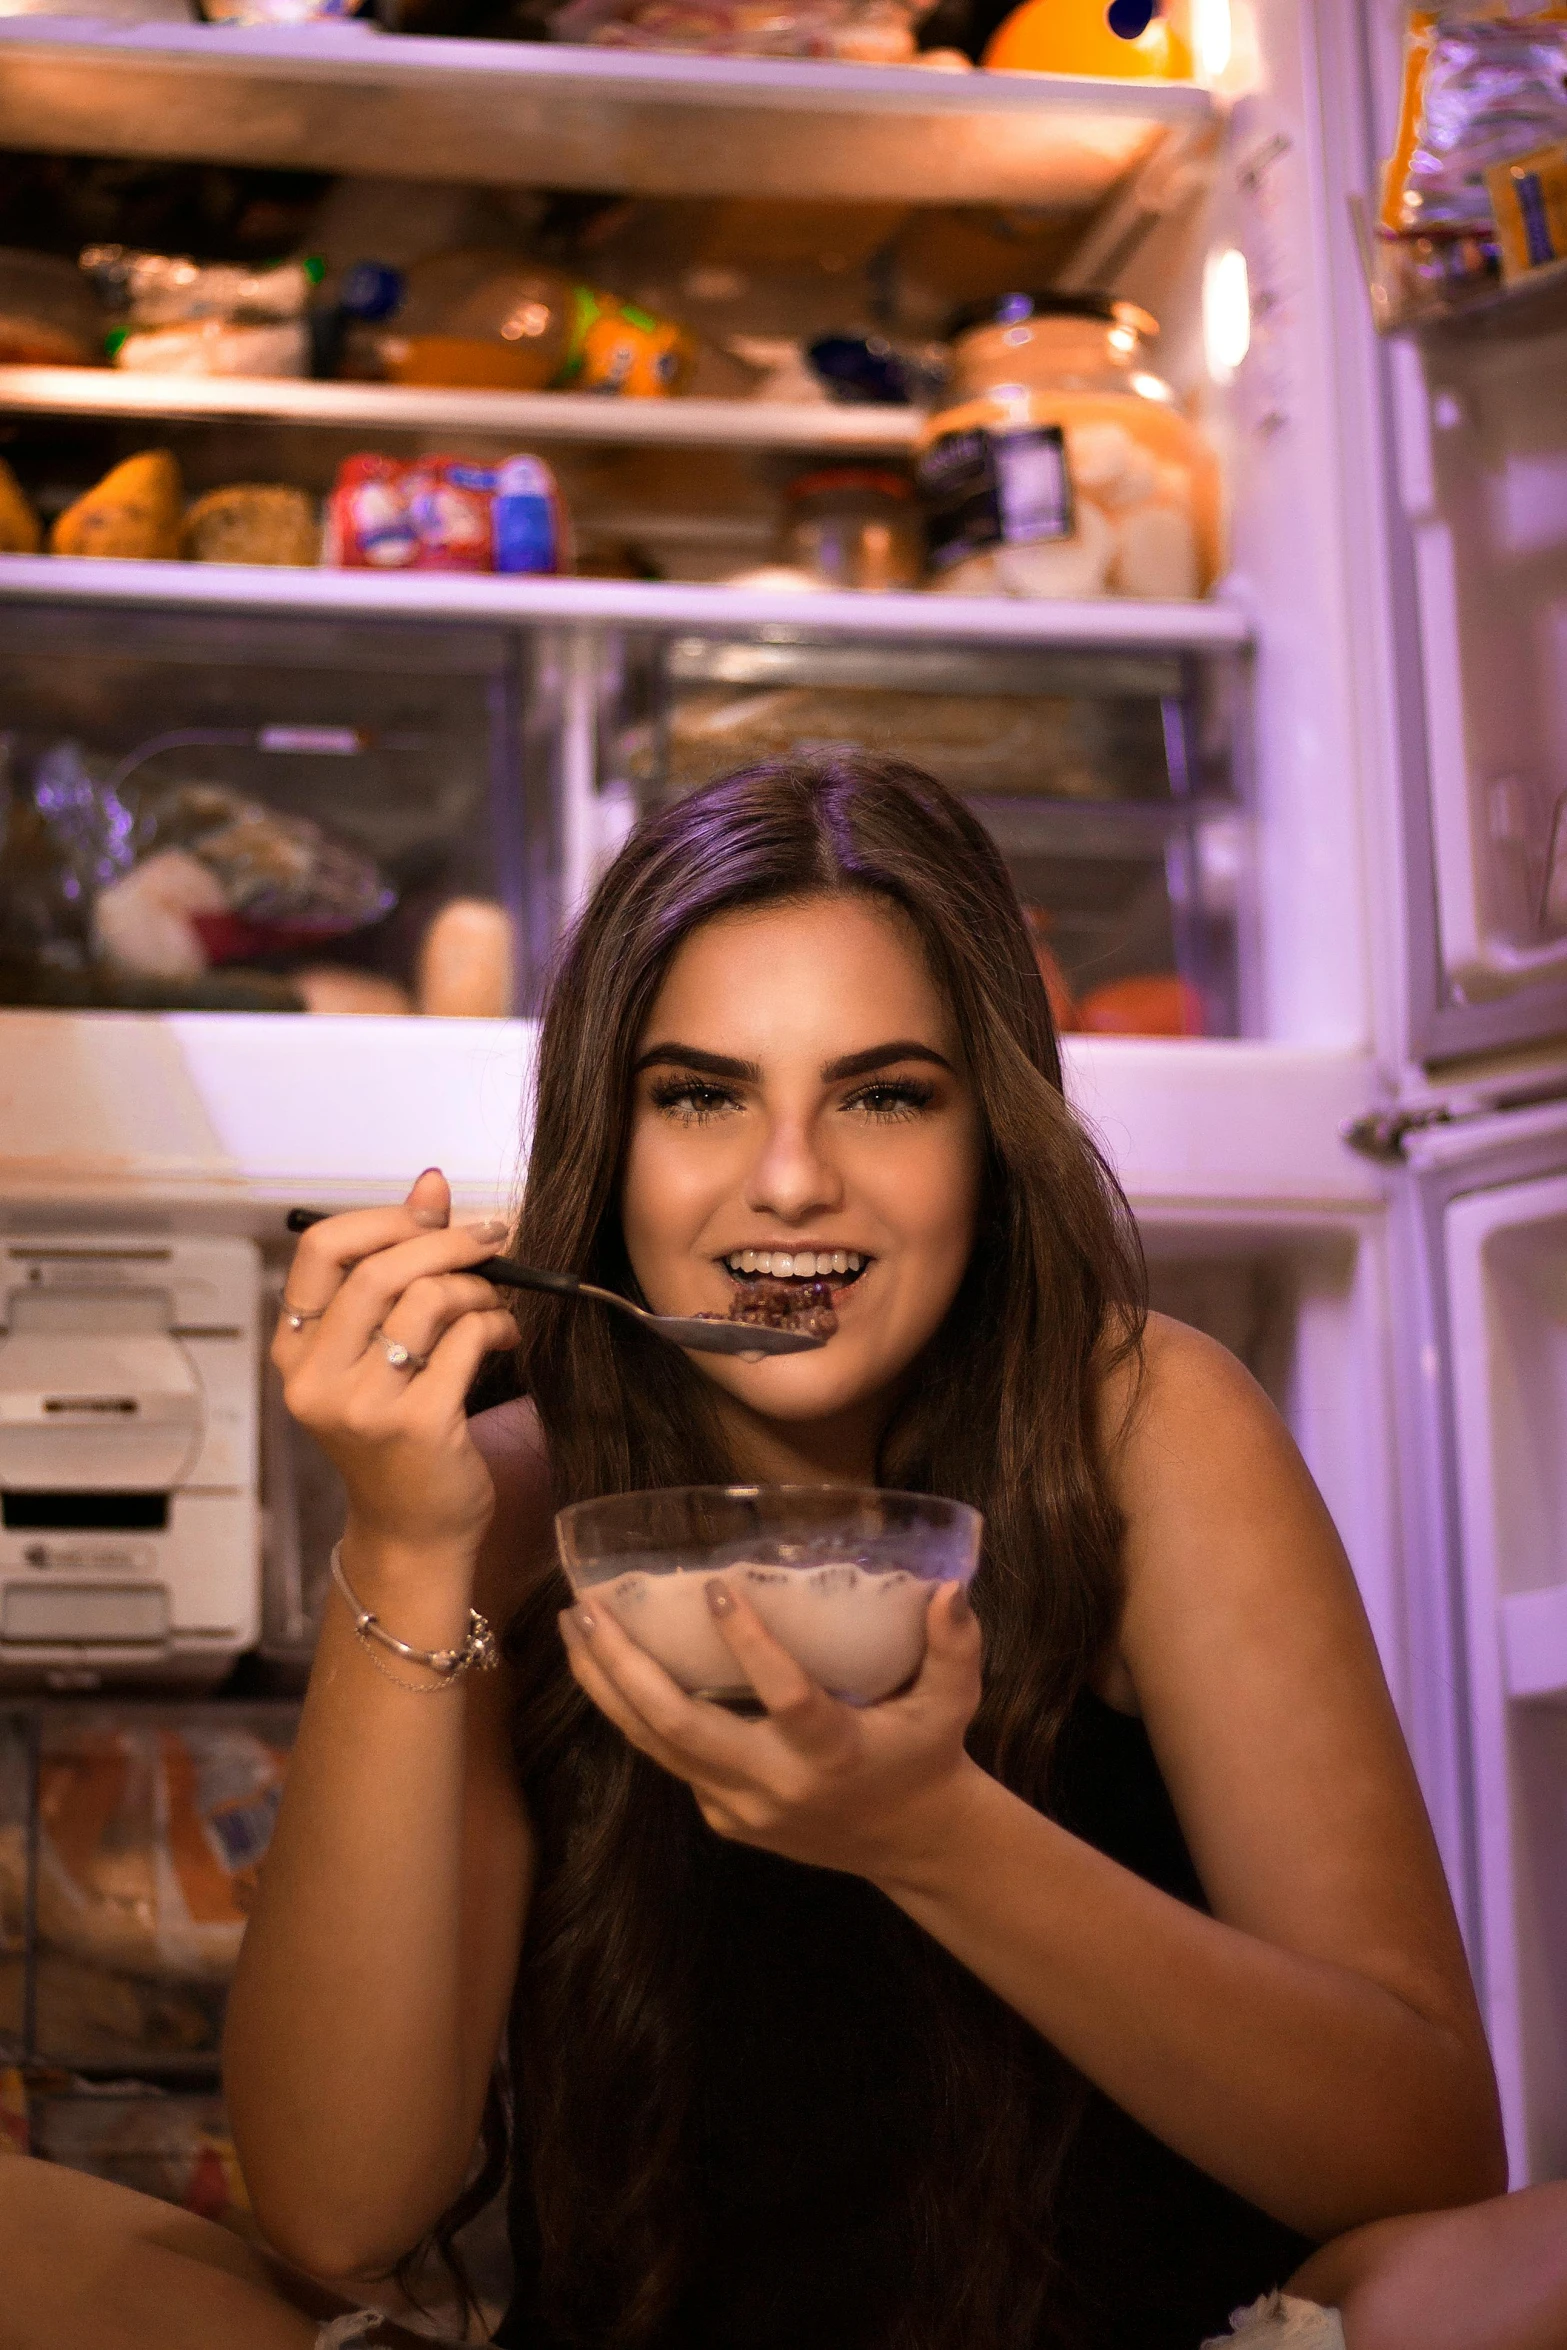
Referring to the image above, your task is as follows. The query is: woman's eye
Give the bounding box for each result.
[650,1079,738,1123]
[846,1080,935,1121]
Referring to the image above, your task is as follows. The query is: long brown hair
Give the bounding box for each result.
[484,752,1145,2347]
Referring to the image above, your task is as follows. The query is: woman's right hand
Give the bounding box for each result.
[272,1166,520,1567]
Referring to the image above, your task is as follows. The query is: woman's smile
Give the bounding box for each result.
[619,892,984,1466]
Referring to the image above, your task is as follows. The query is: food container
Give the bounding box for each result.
[917,293,1220,600]
[781,469,924,592]
[556,1484,983,1707]
[376,250,575,393]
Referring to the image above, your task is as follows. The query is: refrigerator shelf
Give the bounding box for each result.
[0,20,1214,205]
[0,554,1252,653]
[0,1014,1383,1216]
[0,366,923,455]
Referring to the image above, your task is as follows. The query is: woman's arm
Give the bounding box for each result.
[224,1181,548,2282]
[871,1316,1505,2237]
[556,1312,1505,2244]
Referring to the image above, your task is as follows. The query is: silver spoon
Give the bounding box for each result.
[285,1209,828,1358]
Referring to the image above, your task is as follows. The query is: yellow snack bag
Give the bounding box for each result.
[1487,139,1567,274]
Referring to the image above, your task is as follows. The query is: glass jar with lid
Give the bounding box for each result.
[780,469,925,593]
[917,292,1220,601]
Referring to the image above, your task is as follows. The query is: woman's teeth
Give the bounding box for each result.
[724,1249,863,1279]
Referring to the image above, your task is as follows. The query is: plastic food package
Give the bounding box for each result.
[49,450,183,560]
[31,1721,286,1983]
[30,2085,250,2223]
[1487,139,1567,276]
[111,319,311,378]
[82,245,322,377]
[81,247,322,328]
[92,781,396,978]
[324,452,568,573]
[1381,5,1567,238]
[551,0,928,59]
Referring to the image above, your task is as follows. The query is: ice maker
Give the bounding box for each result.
[0,1237,260,1688]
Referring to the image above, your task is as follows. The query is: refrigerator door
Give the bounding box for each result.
[1337,0,1567,1063]
[1398,1102,1567,2183]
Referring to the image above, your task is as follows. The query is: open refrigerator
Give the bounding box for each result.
[0,0,1561,2233]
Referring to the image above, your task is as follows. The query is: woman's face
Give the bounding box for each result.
[621,894,984,1448]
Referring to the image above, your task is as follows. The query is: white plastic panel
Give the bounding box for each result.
[1400,324,1567,1005]
[1444,1161,1567,2182]
[1143,1215,1403,1712]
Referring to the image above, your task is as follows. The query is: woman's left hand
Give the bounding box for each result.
[559,1580,985,1881]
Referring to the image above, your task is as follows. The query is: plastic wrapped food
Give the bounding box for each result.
[49,450,182,561]
[111,319,311,378]
[1381,6,1567,239]
[551,0,927,57]
[182,485,319,566]
[83,245,322,377]
[91,783,395,978]
[35,1720,288,1984]
[81,247,322,328]
[30,2086,249,2223]
[324,452,568,574]
[1487,139,1567,278]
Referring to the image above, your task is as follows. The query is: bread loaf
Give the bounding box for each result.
[50,450,182,560]
[182,484,318,567]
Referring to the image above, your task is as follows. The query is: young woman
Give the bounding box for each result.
[4,753,1566,2350]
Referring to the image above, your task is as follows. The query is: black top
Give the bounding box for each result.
[495,1693,1313,2349]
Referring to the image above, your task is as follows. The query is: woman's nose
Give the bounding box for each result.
[743,1116,844,1223]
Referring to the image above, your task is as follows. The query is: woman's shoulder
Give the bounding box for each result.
[1097,1307,1273,1473]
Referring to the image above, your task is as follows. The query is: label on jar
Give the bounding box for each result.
[917,424,1074,571]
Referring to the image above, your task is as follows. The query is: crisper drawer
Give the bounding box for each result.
[0,603,551,1019]
[609,632,1253,1039]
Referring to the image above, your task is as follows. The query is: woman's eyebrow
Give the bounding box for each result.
[633,1043,761,1080]
[821,1042,955,1081]
[633,1040,955,1082]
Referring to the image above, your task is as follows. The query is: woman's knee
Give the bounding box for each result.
[1289,2183,1567,2350]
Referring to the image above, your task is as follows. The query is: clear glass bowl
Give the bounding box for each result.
[555,1484,983,1707]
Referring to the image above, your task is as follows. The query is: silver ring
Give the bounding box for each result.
[378,1332,429,1375]
[280,1299,328,1331]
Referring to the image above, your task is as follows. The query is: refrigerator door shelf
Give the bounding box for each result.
[1377,289,1567,1054]
[1404,1109,1567,2185]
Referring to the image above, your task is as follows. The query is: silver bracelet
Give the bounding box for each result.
[330,1541,499,1691]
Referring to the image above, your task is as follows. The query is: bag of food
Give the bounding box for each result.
[36,1718,290,1983]
[1381,4,1567,238]
[323,451,568,573]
